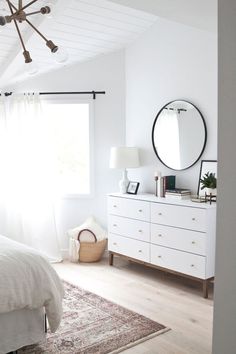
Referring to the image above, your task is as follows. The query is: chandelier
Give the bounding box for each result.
[0,1,68,73]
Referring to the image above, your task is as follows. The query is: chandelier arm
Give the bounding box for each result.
[25,19,58,52]
[6,1,17,12]
[8,1,17,10]
[25,18,48,42]
[12,22,26,50]
[25,10,42,17]
[5,1,51,22]
[8,1,48,43]
[5,0,58,65]
[19,0,39,13]
[4,1,20,20]
[6,0,27,51]
[7,0,39,16]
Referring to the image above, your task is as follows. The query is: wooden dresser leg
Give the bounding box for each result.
[109,252,114,266]
[203,279,208,299]
[45,313,47,333]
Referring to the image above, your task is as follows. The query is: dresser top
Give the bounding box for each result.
[108,193,216,209]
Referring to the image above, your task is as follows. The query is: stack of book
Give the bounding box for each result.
[165,188,191,200]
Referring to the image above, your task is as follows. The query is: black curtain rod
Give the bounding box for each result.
[2,91,106,100]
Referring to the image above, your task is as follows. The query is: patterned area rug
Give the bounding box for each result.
[19,281,169,354]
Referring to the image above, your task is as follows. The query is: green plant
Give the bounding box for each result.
[200,172,217,190]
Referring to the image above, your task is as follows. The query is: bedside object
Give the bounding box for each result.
[154,171,161,197]
[67,216,108,263]
[109,147,140,193]
[108,193,216,298]
[158,176,164,197]
[165,188,191,200]
[163,175,176,193]
[191,195,207,203]
[127,181,140,194]
[198,160,217,196]
[78,230,107,263]
[204,192,217,205]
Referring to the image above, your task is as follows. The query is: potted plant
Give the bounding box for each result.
[200,172,217,195]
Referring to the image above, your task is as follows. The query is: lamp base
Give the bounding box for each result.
[119,169,129,194]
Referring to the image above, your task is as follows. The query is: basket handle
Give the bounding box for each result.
[78,229,97,243]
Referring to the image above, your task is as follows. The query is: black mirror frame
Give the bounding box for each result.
[151,99,207,171]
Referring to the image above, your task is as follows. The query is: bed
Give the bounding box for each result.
[0,235,64,354]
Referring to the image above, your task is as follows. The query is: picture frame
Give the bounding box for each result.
[198,160,217,197]
[127,181,140,195]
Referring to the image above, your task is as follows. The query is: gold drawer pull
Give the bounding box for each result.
[138,250,142,253]
[158,212,162,216]
[138,209,143,213]
[138,230,143,233]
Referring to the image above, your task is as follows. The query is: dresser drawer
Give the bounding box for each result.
[108,197,150,221]
[108,233,150,262]
[151,203,206,232]
[109,215,150,242]
[151,224,206,256]
[150,244,206,279]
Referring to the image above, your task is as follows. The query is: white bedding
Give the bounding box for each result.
[0,235,64,332]
[0,308,45,354]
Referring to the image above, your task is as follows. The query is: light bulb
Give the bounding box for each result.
[53,47,69,64]
[0,5,7,31]
[0,16,6,26]
[44,1,58,19]
[26,61,38,75]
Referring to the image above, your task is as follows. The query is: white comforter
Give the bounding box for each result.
[0,235,64,332]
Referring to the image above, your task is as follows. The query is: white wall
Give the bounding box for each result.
[8,17,217,251]
[10,51,126,252]
[125,18,217,194]
[213,0,236,352]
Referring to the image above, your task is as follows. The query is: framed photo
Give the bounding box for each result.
[198,160,217,197]
[127,181,140,195]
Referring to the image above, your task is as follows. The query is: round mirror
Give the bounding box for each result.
[152,100,207,170]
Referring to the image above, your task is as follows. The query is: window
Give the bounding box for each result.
[41,99,93,196]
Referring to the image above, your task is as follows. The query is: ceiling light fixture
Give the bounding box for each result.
[0,0,68,70]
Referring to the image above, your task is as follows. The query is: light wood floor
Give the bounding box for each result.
[53,256,213,354]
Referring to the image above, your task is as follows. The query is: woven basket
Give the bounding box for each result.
[78,229,107,263]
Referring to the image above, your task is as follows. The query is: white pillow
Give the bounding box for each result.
[67,216,107,243]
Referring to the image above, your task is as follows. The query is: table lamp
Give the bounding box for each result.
[110,147,140,193]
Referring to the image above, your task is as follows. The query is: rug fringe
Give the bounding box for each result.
[109,327,171,354]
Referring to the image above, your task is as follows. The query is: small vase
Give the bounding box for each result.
[206,188,217,196]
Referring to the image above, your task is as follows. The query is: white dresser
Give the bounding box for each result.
[108,193,216,298]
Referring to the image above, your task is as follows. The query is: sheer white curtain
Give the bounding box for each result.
[0,93,62,262]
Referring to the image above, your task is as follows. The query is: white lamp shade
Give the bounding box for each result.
[110,147,140,169]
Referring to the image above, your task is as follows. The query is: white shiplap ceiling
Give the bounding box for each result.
[110,0,217,33]
[0,0,158,88]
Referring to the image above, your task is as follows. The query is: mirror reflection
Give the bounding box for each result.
[152,100,207,170]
